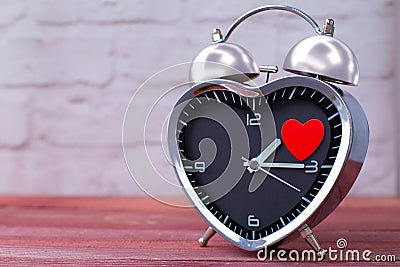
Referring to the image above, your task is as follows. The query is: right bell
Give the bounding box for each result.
[283,31,359,86]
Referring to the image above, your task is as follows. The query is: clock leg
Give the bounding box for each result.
[198,226,216,247]
[298,224,327,258]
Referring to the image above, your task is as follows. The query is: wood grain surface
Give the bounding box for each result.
[0,196,399,266]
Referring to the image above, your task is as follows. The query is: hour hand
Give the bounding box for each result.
[255,138,281,163]
[247,138,281,173]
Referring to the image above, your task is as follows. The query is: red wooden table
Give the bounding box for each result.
[0,196,399,266]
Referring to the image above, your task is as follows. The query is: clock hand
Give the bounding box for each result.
[242,157,302,192]
[243,139,290,192]
[258,167,301,192]
[255,138,281,164]
[247,138,281,173]
[243,162,305,169]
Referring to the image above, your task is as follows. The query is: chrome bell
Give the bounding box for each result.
[283,20,359,86]
[189,30,260,83]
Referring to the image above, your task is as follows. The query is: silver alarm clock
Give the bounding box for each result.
[167,5,369,255]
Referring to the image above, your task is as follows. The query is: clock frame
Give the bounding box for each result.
[168,76,368,251]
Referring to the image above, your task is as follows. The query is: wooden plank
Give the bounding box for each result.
[0,196,399,266]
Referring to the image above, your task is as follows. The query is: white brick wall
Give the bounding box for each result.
[0,0,398,196]
[0,89,29,147]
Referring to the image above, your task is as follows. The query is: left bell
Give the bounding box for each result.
[189,41,260,83]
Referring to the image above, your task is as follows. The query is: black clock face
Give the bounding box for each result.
[176,86,342,240]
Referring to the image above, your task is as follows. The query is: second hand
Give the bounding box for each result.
[258,167,301,192]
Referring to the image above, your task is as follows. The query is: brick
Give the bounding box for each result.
[0,37,112,86]
[0,0,25,26]
[0,150,25,192]
[189,0,394,22]
[189,0,280,22]
[32,81,133,146]
[85,0,184,24]
[28,0,78,24]
[272,0,394,19]
[0,146,141,195]
[30,0,184,24]
[0,89,30,147]
[32,76,190,146]
[113,25,204,82]
[0,143,180,196]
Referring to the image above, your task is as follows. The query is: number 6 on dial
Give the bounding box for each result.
[248,215,260,227]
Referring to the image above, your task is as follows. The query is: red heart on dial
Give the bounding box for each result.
[281,119,324,161]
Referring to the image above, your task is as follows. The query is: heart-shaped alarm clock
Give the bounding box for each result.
[167,5,369,254]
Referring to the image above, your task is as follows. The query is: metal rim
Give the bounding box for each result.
[168,76,353,251]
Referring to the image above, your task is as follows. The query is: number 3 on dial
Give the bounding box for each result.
[305,160,319,174]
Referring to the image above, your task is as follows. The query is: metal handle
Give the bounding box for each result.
[218,5,322,43]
